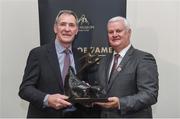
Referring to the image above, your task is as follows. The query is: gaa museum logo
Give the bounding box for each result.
[78,14,95,32]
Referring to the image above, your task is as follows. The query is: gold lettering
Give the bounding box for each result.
[95,47,100,53]
[77,47,113,54]
[77,47,83,52]
[84,47,88,53]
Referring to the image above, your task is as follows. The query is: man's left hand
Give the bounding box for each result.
[94,97,120,109]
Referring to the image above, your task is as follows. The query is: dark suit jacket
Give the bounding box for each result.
[19,41,86,118]
[96,46,159,118]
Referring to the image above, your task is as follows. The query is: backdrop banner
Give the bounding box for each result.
[38,0,126,56]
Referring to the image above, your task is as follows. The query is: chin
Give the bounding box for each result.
[64,40,74,44]
[62,38,73,41]
[111,43,121,47]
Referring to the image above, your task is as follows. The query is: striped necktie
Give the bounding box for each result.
[62,48,70,85]
[109,54,120,83]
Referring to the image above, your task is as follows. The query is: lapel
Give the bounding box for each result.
[107,46,135,93]
[46,41,64,91]
[72,48,81,72]
[103,53,113,91]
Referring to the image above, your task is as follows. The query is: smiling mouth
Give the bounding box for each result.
[62,34,71,37]
[112,38,120,41]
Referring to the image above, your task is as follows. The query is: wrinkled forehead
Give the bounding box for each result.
[107,17,130,30]
[58,14,76,22]
[107,20,126,30]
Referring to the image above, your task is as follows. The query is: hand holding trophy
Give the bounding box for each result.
[64,51,107,105]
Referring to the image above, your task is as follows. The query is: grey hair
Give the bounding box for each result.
[108,16,131,30]
[54,10,78,25]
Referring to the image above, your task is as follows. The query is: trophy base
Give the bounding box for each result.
[67,98,108,103]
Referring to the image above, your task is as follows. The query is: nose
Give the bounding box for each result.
[112,32,118,38]
[65,24,70,31]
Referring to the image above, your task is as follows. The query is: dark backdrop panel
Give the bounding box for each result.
[38,0,126,89]
[38,0,126,56]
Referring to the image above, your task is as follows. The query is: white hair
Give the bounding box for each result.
[108,16,131,30]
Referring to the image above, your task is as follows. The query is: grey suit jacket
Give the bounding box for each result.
[18,41,85,118]
[96,46,159,118]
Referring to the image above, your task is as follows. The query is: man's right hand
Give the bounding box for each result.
[48,94,72,110]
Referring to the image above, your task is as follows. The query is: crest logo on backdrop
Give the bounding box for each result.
[78,14,94,32]
[78,14,89,25]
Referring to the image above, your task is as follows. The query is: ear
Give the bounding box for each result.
[54,24,57,34]
[75,28,79,35]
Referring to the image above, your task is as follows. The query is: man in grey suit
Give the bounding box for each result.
[18,10,88,118]
[95,16,159,118]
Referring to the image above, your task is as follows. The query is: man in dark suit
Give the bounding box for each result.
[94,16,159,118]
[19,10,86,118]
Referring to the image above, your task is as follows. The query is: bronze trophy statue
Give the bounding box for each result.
[64,51,107,104]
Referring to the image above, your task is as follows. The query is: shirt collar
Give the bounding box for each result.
[55,39,72,54]
[113,44,131,58]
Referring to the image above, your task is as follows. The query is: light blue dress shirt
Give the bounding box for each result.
[55,39,76,75]
[43,40,76,107]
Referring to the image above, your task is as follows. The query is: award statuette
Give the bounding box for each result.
[64,52,107,104]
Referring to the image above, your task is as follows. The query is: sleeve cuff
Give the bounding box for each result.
[43,94,49,107]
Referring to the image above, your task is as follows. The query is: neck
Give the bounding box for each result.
[55,39,72,49]
[114,43,130,53]
[62,43,71,49]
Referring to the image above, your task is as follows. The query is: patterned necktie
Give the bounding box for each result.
[109,54,120,82]
[111,54,120,72]
[62,49,76,113]
[62,48,70,85]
